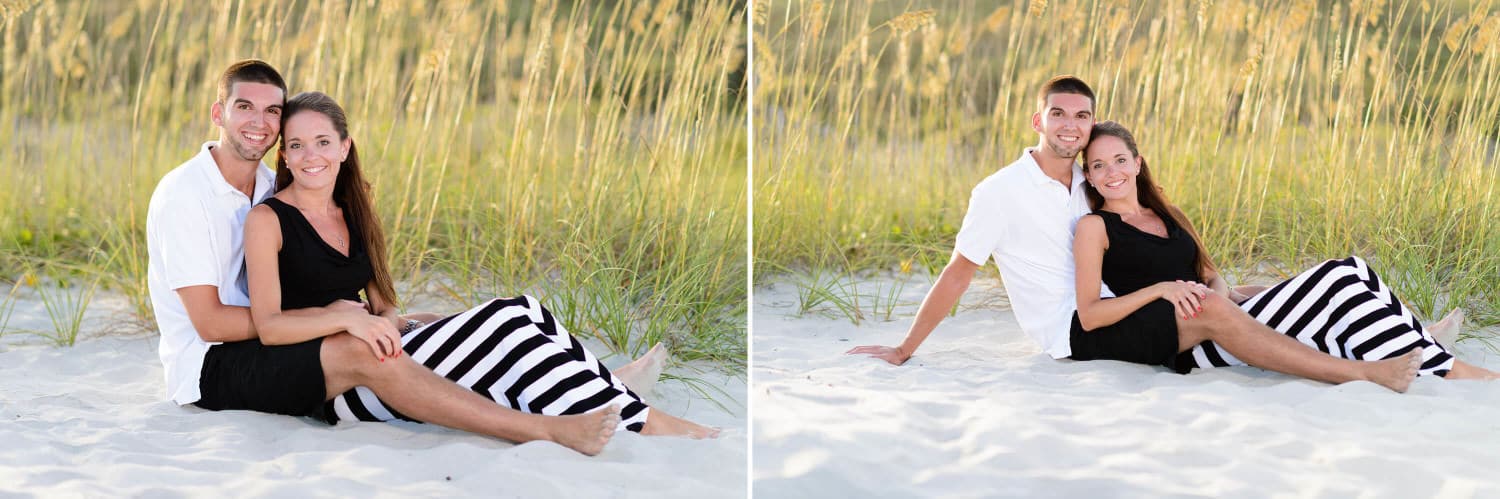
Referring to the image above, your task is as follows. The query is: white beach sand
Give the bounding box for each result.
[753,274,1500,498]
[0,288,746,498]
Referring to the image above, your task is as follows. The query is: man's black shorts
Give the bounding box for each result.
[1068,299,1194,374]
[195,337,332,422]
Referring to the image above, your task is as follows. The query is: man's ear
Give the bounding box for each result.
[1031,111,1042,132]
[211,101,224,127]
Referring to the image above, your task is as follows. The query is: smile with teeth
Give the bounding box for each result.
[1058,134,1080,143]
[242,131,269,143]
[301,165,329,175]
[1104,178,1127,188]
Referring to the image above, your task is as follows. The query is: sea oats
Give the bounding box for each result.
[1474,15,1500,55]
[947,26,970,56]
[920,22,939,66]
[1284,0,1312,34]
[981,6,1010,34]
[1330,42,1344,84]
[1442,13,1479,53]
[1029,0,1047,19]
[805,1,825,40]
[651,0,680,28]
[0,0,38,23]
[628,1,650,35]
[1351,0,1386,28]
[103,8,134,42]
[1197,0,1212,33]
[888,9,934,35]
[1239,43,1262,80]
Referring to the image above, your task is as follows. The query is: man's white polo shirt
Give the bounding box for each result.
[146,142,275,405]
[954,148,1110,359]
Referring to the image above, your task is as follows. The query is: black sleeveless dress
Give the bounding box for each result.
[262,198,372,309]
[1069,209,1202,373]
[259,198,652,430]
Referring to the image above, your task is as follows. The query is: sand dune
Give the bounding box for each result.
[0,290,745,498]
[753,275,1500,498]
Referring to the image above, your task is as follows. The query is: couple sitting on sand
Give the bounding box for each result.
[851,75,1497,389]
[146,60,715,456]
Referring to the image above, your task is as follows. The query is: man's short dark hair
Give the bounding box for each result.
[217,59,286,103]
[1036,75,1095,112]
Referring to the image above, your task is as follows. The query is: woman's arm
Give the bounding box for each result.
[365,282,404,330]
[1074,215,1207,330]
[244,205,400,358]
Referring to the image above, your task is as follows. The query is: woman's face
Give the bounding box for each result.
[1084,135,1141,202]
[281,110,350,191]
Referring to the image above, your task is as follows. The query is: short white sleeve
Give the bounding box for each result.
[953,185,1006,266]
[153,195,220,291]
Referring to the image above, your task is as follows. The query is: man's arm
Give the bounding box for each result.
[177,286,366,343]
[176,285,257,343]
[846,250,978,365]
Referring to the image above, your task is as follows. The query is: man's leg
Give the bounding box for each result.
[1175,293,1421,392]
[319,332,621,455]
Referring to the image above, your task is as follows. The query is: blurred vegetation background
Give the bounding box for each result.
[753,0,1500,334]
[0,0,748,370]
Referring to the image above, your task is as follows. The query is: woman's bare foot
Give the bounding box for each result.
[613,342,667,395]
[548,405,621,456]
[1443,359,1500,380]
[1427,308,1465,348]
[640,409,720,439]
[1365,349,1423,393]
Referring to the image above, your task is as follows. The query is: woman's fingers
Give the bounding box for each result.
[361,334,385,360]
[1170,294,1189,319]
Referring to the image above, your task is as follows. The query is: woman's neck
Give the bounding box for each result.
[282,185,338,216]
[1101,196,1147,217]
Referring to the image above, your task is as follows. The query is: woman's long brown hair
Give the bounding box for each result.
[1083,121,1218,278]
[275,91,399,311]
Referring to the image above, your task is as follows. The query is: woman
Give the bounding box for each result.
[1071,120,1496,389]
[244,91,715,441]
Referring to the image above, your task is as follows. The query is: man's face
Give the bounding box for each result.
[212,81,284,163]
[1031,92,1094,159]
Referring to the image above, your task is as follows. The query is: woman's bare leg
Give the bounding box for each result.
[321,333,620,455]
[1444,359,1500,380]
[1177,294,1420,392]
[641,408,721,439]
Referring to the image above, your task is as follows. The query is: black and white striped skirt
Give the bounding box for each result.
[1180,256,1455,377]
[323,295,651,431]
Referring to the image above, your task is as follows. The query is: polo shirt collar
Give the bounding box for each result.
[196,141,275,199]
[1019,147,1084,189]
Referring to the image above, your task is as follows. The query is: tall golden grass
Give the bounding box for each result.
[754,0,1500,331]
[0,1,747,365]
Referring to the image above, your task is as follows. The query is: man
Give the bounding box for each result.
[846,75,1421,391]
[146,59,618,455]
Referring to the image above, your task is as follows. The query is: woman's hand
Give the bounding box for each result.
[343,312,403,360]
[1156,280,1210,319]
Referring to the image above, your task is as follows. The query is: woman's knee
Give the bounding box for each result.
[321,333,382,377]
[1197,292,1238,319]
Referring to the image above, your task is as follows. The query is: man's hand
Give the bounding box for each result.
[846,345,911,366]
